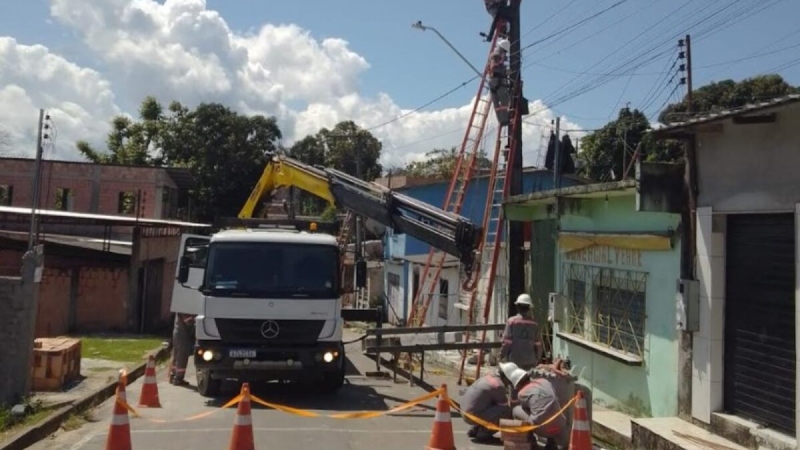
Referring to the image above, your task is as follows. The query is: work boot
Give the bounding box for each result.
[543,437,558,450]
[473,427,499,443]
[171,377,189,387]
[467,425,479,438]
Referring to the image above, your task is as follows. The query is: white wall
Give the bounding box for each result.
[696,104,800,213]
[384,262,405,325]
[693,207,726,423]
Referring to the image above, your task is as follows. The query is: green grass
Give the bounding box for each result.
[0,399,54,439]
[78,336,164,363]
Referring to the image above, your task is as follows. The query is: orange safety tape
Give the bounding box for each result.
[117,394,243,423]
[113,388,444,423]
[248,388,443,420]
[446,393,578,433]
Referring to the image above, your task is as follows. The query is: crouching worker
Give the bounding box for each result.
[461,362,518,442]
[508,368,567,450]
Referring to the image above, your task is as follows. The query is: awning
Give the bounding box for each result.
[558,231,672,253]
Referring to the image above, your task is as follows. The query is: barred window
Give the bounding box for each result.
[563,263,647,358]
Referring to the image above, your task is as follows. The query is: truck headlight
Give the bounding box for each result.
[202,350,214,361]
[323,351,335,363]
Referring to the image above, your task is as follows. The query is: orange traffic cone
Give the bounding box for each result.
[105,371,133,450]
[426,384,457,450]
[138,355,162,408]
[228,383,255,450]
[569,390,592,450]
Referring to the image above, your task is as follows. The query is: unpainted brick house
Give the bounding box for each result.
[0,157,208,336]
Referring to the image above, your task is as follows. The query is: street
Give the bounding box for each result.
[29,333,494,450]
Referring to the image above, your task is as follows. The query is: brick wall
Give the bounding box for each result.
[0,158,178,219]
[0,248,41,405]
[0,248,130,337]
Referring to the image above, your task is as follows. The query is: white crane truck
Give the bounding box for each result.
[171,153,482,397]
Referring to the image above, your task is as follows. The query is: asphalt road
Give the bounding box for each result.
[30,332,494,450]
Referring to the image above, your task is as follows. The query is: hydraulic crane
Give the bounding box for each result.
[236,152,483,275]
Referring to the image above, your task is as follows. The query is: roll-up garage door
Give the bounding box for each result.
[724,213,795,435]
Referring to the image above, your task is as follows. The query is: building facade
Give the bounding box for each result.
[0,157,194,222]
[384,168,586,327]
[655,95,800,443]
[504,166,685,418]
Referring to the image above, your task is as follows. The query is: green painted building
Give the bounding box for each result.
[504,168,684,418]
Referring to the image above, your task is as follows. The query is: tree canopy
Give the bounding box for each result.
[287,120,383,215]
[659,74,800,124]
[78,97,282,221]
[400,147,492,179]
[576,74,798,182]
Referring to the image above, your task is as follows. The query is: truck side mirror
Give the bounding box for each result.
[177,256,191,284]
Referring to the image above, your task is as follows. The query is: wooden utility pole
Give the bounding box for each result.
[507,0,525,317]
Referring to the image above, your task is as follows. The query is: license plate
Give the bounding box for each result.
[229,349,257,358]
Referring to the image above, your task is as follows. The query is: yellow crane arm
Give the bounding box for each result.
[238,155,336,219]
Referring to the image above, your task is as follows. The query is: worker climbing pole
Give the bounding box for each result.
[405,31,505,329]
[457,0,527,385]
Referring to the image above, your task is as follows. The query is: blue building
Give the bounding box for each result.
[381,168,586,326]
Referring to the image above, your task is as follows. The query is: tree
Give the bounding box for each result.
[0,128,9,155]
[404,147,492,179]
[659,74,800,124]
[578,107,682,182]
[317,120,383,181]
[578,74,798,182]
[76,97,282,222]
[287,121,383,215]
[77,96,165,165]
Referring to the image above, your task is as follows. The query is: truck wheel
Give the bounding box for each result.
[197,369,221,398]
[319,368,345,394]
[318,349,346,394]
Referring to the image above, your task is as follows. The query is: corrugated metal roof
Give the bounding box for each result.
[0,230,132,255]
[0,206,210,228]
[652,94,800,135]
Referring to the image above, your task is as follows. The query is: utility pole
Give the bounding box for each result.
[685,35,693,115]
[354,134,363,279]
[676,33,696,420]
[552,117,561,189]
[507,0,525,317]
[27,109,45,250]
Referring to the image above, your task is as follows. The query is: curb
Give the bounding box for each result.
[0,345,171,450]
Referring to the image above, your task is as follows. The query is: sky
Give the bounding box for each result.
[0,0,798,169]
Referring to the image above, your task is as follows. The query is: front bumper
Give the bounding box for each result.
[193,340,344,381]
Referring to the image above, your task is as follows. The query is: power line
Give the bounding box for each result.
[528,1,759,116]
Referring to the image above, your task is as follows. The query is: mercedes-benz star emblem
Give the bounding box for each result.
[260,320,280,339]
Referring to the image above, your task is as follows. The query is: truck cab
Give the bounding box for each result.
[174,227,345,397]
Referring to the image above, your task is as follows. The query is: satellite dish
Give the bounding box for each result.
[364,218,387,237]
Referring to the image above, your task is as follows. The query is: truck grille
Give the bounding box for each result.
[214,319,326,345]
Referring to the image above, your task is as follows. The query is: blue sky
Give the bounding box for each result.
[1,0,799,163]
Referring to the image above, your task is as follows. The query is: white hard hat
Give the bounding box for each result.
[498,362,519,380]
[497,38,511,53]
[514,294,533,306]
[509,368,529,389]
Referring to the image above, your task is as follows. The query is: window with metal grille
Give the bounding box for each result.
[562,263,647,358]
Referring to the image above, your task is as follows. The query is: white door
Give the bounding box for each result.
[170,234,209,315]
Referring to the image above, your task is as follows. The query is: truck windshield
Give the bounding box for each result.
[203,242,339,299]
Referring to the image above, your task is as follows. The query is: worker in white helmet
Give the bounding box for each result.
[500,293,542,370]
[508,368,566,450]
[483,0,511,41]
[460,361,518,442]
[489,38,511,126]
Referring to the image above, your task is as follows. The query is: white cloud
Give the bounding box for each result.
[0,0,585,169]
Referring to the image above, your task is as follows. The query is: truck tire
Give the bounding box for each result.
[197,369,221,398]
[319,349,346,394]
